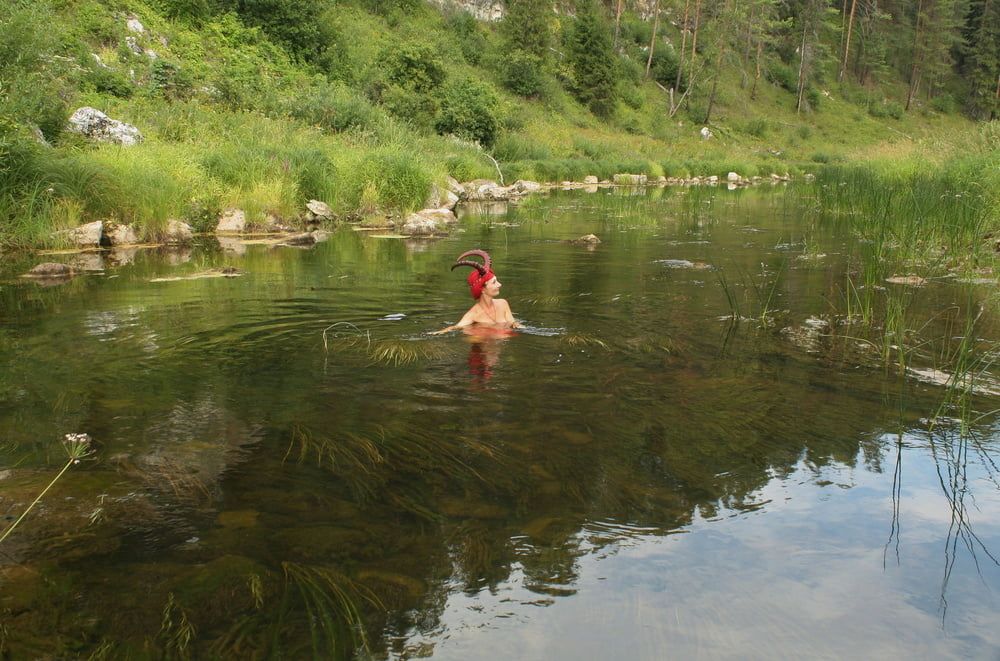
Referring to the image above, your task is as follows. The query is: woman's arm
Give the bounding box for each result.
[430,307,477,335]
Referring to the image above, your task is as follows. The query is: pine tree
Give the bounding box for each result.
[498,0,554,97]
[963,0,1000,118]
[568,0,618,117]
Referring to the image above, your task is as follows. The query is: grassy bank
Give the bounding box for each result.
[0,0,996,250]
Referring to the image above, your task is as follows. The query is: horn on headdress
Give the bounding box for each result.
[450,249,492,276]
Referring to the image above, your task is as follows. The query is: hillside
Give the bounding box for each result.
[0,0,997,248]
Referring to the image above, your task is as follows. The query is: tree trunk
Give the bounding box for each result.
[613,0,624,48]
[839,0,857,82]
[742,3,757,88]
[796,20,808,113]
[675,0,691,93]
[905,0,926,111]
[645,0,661,78]
[751,39,762,100]
[689,0,702,90]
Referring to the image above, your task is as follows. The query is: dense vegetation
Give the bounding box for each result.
[0,0,997,247]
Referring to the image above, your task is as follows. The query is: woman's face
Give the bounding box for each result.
[483,276,501,297]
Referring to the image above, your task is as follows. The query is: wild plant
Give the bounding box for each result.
[0,433,94,545]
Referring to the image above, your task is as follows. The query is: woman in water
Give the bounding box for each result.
[432,249,520,334]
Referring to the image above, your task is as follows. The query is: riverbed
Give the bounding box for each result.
[1,185,998,658]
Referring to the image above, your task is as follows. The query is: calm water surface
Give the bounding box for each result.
[2,186,999,658]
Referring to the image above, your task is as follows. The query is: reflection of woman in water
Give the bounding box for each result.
[431,249,520,335]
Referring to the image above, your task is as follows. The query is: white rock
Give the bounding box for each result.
[125,36,143,55]
[55,220,103,247]
[700,126,713,140]
[106,224,138,246]
[216,208,246,233]
[66,107,142,146]
[511,179,542,194]
[707,175,719,183]
[305,199,334,220]
[401,208,457,236]
[583,175,599,184]
[126,17,145,33]
[164,219,193,244]
[727,172,740,182]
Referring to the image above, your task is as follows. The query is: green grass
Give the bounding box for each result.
[0,0,994,249]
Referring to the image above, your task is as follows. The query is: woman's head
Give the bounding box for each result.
[452,249,497,299]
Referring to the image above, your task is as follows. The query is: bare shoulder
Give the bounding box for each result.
[494,298,511,310]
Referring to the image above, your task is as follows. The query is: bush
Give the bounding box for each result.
[447,11,489,65]
[380,84,439,130]
[766,61,798,93]
[501,51,546,98]
[87,65,134,98]
[742,118,769,137]
[380,42,445,94]
[288,82,380,133]
[651,49,686,91]
[435,78,502,147]
[150,60,194,101]
[227,0,327,63]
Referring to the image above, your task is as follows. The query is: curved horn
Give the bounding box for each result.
[450,249,492,275]
[452,259,487,275]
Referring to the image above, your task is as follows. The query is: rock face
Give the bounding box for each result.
[67,107,142,146]
[216,208,246,234]
[55,220,103,247]
[401,209,457,236]
[426,0,504,21]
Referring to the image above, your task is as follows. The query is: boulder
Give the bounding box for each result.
[66,107,142,146]
[613,173,647,186]
[400,208,457,236]
[445,176,464,197]
[573,234,602,244]
[125,36,144,55]
[700,126,713,140]
[305,199,334,222]
[424,184,460,210]
[54,220,103,248]
[583,175,599,184]
[125,17,145,33]
[727,172,741,182]
[23,262,74,278]
[164,219,193,244]
[106,223,138,246]
[510,180,542,195]
[216,208,246,234]
[463,179,511,201]
[707,175,719,183]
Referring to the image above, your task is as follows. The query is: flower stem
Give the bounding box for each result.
[0,458,75,545]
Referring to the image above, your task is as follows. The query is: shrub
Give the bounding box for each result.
[447,11,489,65]
[150,60,194,101]
[380,84,439,130]
[766,61,798,93]
[501,51,546,98]
[742,118,769,137]
[651,49,686,91]
[435,78,502,147]
[288,82,380,133]
[228,0,327,63]
[87,65,134,98]
[380,42,445,94]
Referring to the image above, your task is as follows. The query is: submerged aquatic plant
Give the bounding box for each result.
[159,592,197,658]
[0,433,94,545]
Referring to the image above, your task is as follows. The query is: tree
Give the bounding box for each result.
[568,0,618,117]
[792,0,837,113]
[963,0,1000,118]
[498,0,553,97]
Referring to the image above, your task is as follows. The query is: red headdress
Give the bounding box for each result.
[451,249,495,299]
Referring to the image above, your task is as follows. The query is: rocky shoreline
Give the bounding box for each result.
[21,170,797,281]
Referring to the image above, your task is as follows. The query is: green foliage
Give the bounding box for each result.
[435,78,502,147]
[155,0,214,25]
[500,51,546,98]
[0,1,75,140]
[567,0,618,118]
[765,61,798,93]
[499,0,552,58]
[380,42,445,94]
[447,11,489,65]
[150,60,194,101]
[650,50,687,91]
[288,81,381,133]
[494,133,552,161]
[86,65,134,99]
[227,0,328,63]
